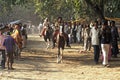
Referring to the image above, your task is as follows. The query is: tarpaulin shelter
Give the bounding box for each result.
[9,20,22,25]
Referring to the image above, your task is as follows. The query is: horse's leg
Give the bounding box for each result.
[46,38,50,49]
[60,48,63,63]
[46,42,50,49]
[57,48,61,63]
[52,31,57,49]
[43,35,48,49]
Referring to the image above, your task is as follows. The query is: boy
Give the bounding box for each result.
[3,32,15,70]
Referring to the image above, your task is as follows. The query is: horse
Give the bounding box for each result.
[40,26,54,49]
[56,33,65,63]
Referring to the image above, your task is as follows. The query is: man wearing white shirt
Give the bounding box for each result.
[90,21,101,64]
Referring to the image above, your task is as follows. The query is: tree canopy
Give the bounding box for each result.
[0,0,120,23]
[32,0,120,21]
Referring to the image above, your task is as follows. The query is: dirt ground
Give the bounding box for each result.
[0,34,120,80]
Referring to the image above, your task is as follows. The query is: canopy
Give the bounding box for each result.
[9,20,22,25]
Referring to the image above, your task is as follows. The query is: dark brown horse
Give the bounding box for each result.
[53,17,70,63]
[56,33,65,63]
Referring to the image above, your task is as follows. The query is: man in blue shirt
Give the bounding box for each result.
[3,32,15,70]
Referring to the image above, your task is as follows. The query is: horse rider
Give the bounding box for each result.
[40,18,50,36]
[52,17,71,49]
[40,18,51,48]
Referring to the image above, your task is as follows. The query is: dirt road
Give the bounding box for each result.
[0,34,120,80]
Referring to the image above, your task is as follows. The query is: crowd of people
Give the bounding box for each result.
[81,19,119,67]
[39,17,119,67]
[0,23,28,70]
[0,17,119,70]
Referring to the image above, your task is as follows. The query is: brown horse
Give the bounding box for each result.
[40,26,53,49]
[56,33,65,63]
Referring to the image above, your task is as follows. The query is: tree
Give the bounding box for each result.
[32,0,120,21]
[33,0,74,21]
[81,0,120,19]
[0,0,40,24]
[0,0,120,23]
[105,0,120,18]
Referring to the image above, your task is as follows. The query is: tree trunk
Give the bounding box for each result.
[84,0,105,20]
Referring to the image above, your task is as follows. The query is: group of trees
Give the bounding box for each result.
[33,0,120,21]
[0,0,39,24]
[0,0,120,24]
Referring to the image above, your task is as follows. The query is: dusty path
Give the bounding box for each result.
[0,34,120,80]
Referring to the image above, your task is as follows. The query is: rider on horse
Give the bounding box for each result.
[52,17,71,49]
[40,18,51,49]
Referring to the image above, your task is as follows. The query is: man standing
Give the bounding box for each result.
[21,24,27,48]
[100,20,111,67]
[11,24,23,59]
[90,21,101,64]
[0,31,6,69]
[3,32,15,70]
[110,21,119,58]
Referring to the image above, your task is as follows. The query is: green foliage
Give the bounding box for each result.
[33,0,74,21]
[105,0,120,18]
[84,0,120,18]
[0,0,120,23]
[0,0,37,23]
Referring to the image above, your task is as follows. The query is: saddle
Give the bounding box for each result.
[53,30,66,41]
[41,27,53,37]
